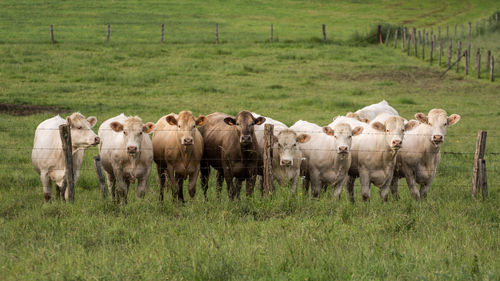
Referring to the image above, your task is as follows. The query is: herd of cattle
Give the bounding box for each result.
[31,100,461,204]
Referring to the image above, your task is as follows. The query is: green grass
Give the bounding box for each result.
[1,0,500,280]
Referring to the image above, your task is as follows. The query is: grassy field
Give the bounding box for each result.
[1,0,500,280]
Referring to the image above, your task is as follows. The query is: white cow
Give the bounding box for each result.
[391,109,461,199]
[347,100,399,123]
[32,113,99,202]
[271,129,310,195]
[290,120,363,198]
[331,114,418,202]
[98,114,155,204]
[252,112,288,155]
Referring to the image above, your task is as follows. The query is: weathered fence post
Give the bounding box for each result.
[472,131,487,197]
[456,41,462,72]
[486,50,491,72]
[461,24,464,37]
[385,28,390,46]
[476,48,481,78]
[393,29,398,48]
[377,25,382,44]
[422,37,425,60]
[490,55,494,82]
[465,49,469,75]
[454,24,457,38]
[270,24,273,43]
[402,27,406,51]
[262,124,274,196]
[468,22,471,39]
[418,30,421,45]
[414,28,418,57]
[423,28,426,45]
[59,121,75,202]
[323,24,327,43]
[106,24,110,42]
[215,23,219,44]
[448,40,452,68]
[430,36,434,63]
[161,24,165,43]
[496,13,498,23]
[50,24,54,44]
[439,39,443,65]
[467,44,471,73]
[446,25,449,38]
[94,156,107,199]
[438,26,441,41]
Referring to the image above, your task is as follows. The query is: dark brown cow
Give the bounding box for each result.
[198,111,265,199]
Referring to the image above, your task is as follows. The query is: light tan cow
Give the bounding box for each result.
[153,111,206,202]
[98,114,155,204]
[32,113,99,202]
[346,100,399,123]
[391,109,461,199]
[331,114,418,202]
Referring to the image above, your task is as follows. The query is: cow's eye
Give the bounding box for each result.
[348,136,352,139]
[77,126,83,130]
[193,125,196,128]
[178,125,181,128]
[139,132,143,135]
[444,123,447,126]
[293,143,297,147]
[236,122,240,126]
[123,131,128,136]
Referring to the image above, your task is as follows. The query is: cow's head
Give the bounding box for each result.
[323,123,363,153]
[67,112,99,148]
[166,111,207,146]
[415,109,460,146]
[273,130,310,166]
[224,111,265,145]
[110,116,155,156]
[370,116,418,151]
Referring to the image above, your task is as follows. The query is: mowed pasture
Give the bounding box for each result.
[1,1,500,280]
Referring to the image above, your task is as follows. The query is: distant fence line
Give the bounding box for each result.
[380,13,500,82]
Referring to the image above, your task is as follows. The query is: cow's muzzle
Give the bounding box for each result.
[240,135,252,144]
[182,138,194,145]
[338,146,349,154]
[280,159,293,166]
[127,146,137,154]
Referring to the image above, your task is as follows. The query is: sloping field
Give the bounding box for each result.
[1,1,500,280]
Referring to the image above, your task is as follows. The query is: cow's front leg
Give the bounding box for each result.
[379,180,391,202]
[188,167,199,199]
[346,176,356,203]
[310,170,321,198]
[404,171,420,200]
[106,172,116,202]
[359,171,371,202]
[419,182,431,199]
[112,166,127,204]
[41,171,52,203]
[137,176,147,199]
[390,176,400,200]
[245,174,256,197]
[176,175,185,202]
[290,174,299,196]
[333,177,346,200]
[157,164,166,201]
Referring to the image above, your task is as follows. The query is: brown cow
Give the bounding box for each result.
[198,111,265,199]
[153,111,207,202]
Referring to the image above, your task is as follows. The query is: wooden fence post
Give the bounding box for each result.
[94,156,107,199]
[456,41,462,72]
[461,24,464,37]
[439,39,443,66]
[454,24,457,38]
[423,28,426,45]
[496,13,498,23]
[490,55,494,82]
[414,28,418,57]
[438,26,441,41]
[430,36,434,63]
[59,122,75,202]
[106,24,110,42]
[323,24,327,43]
[467,44,471,74]
[385,28,390,46]
[393,29,398,48]
[402,27,406,51]
[476,48,481,78]
[486,50,491,72]
[468,22,471,39]
[446,25,449,38]
[418,30,421,45]
[215,23,219,44]
[448,40,452,68]
[50,24,54,44]
[262,124,274,195]
[270,24,273,43]
[472,131,487,197]
[161,23,165,43]
[422,37,425,60]
[465,49,469,75]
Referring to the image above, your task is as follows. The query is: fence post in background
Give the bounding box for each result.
[465,49,469,75]
[456,41,462,72]
[106,24,110,42]
[425,31,428,46]
[490,55,494,82]
[385,28,390,46]
[496,13,498,23]
[422,37,425,60]
[467,44,471,73]
[486,50,491,72]
[446,25,449,38]
[262,124,274,196]
[270,24,273,43]
[476,48,481,78]
[468,22,471,39]
[407,30,411,56]
[161,24,165,43]
[430,36,434,63]
[59,122,75,202]
[414,28,418,57]
[418,30,421,45]
[454,24,457,38]
[215,23,219,44]
[423,28,426,45]
[393,29,398,48]
[472,131,487,197]
[430,28,433,39]
[461,24,464,37]
[439,39,443,66]
[401,27,406,51]
[438,26,441,41]
[323,24,328,43]
[50,25,54,44]
[448,40,452,68]
[94,156,107,199]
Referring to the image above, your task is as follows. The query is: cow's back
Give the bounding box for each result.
[32,115,66,174]
[198,112,238,169]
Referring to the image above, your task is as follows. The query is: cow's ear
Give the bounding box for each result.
[66,116,72,126]
[296,134,311,143]
[143,122,155,134]
[360,118,369,124]
[224,117,237,126]
[404,120,419,131]
[87,116,97,128]
[254,116,266,125]
[415,113,429,124]
[332,116,339,122]
[352,126,363,136]
[322,126,334,136]
[195,115,207,126]
[110,122,124,132]
[166,115,177,126]
[346,112,356,119]
[371,122,385,132]
[447,114,461,126]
